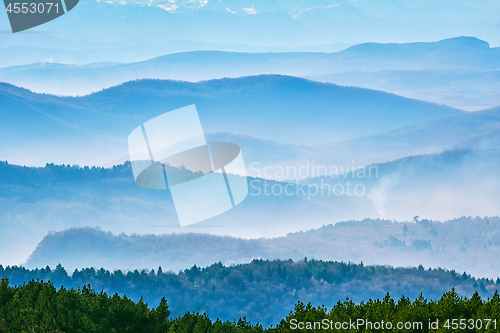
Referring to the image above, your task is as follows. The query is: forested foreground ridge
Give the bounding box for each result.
[1,278,499,333]
[2,260,500,326]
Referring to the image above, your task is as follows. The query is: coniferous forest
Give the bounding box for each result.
[1,277,500,332]
[1,260,500,331]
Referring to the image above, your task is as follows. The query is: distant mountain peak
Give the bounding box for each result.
[436,36,490,50]
[340,36,490,58]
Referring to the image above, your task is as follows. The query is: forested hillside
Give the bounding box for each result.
[1,275,499,332]
[2,260,499,326]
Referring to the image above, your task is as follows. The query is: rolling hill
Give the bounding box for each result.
[24,215,500,279]
[0,76,462,167]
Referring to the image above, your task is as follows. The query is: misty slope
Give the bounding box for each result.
[0,76,462,166]
[1,37,498,95]
[307,69,500,110]
[455,128,500,151]
[316,106,500,167]
[0,161,354,265]
[2,146,500,266]
[25,215,500,279]
[176,107,500,177]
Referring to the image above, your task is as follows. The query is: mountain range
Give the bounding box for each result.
[2,49,500,276]
[1,0,499,67]
[1,37,498,98]
[2,1,500,321]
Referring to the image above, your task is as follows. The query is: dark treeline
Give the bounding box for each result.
[2,259,500,326]
[1,278,499,332]
[0,277,262,333]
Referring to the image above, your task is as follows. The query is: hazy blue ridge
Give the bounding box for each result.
[0,75,463,155]
[306,68,500,110]
[22,214,500,279]
[1,0,499,66]
[1,37,499,96]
